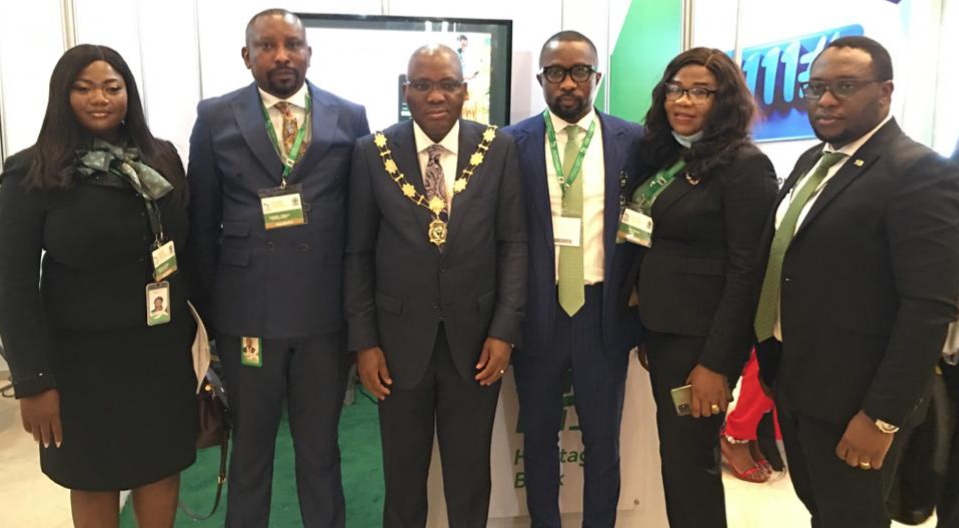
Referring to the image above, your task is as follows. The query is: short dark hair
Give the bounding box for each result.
[26,44,185,199]
[641,47,758,180]
[245,8,302,46]
[819,35,894,81]
[457,34,468,42]
[539,30,598,66]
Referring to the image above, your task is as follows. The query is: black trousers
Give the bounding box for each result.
[645,330,727,528]
[777,402,912,528]
[219,333,348,528]
[514,285,628,528]
[378,325,501,528]
[938,361,959,527]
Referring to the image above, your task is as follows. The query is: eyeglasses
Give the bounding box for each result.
[539,65,596,84]
[406,79,464,94]
[799,79,882,100]
[664,82,716,103]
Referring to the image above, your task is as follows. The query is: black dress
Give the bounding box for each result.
[0,146,197,491]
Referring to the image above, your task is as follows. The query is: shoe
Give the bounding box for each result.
[720,436,769,483]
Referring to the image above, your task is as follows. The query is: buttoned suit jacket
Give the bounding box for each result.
[344,119,527,389]
[755,119,959,427]
[187,81,369,338]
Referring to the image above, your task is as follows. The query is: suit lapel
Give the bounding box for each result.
[446,121,482,247]
[234,84,283,183]
[599,113,628,277]
[290,83,339,181]
[389,122,433,245]
[650,169,697,218]
[515,118,555,257]
[794,120,900,237]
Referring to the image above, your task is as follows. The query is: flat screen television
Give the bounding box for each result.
[296,13,512,131]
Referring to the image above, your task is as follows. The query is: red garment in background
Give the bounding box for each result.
[725,350,781,440]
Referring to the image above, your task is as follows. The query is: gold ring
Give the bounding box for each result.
[859,461,872,470]
[710,404,721,413]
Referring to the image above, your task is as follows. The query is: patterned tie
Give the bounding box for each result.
[424,144,449,207]
[754,151,847,341]
[273,102,306,162]
[558,125,585,316]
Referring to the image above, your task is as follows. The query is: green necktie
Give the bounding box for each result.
[754,151,847,341]
[558,125,585,316]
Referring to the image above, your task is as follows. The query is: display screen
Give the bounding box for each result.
[297,13,512,131]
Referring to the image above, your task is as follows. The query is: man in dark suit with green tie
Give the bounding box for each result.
[754,36,959,527]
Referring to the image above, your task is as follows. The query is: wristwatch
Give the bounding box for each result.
[874,419,900,434]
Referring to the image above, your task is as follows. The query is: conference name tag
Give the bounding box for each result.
[259,184,306,230]
[553,216,582,248]
[145,281,171,327]
[151,240,178,281]
[241,336,263,368]
[618,207,654,247]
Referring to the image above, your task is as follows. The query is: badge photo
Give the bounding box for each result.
[241,336,263,367]
[145,281,171,326]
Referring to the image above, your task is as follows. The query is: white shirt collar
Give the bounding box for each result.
[258,82,310,110]
[413,120,460,156]
[824,113,893,157]
[547,107,597,135]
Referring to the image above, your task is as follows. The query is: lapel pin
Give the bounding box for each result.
[854,159,864,167]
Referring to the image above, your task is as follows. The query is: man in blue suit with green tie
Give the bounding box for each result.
[187,8,369,527]
[503,31,643,527]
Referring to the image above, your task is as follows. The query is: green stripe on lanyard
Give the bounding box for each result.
[543,110,597,198]
[632,159,687,215]
[261,92,312,187]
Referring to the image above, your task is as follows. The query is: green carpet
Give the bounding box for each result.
[119,392,384,527]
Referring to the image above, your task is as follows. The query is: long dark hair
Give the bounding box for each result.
[26,44,185,200]
[640,47,757,180]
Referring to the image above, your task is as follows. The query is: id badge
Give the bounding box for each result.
[553,216,582,247]
[145,281,171,326]
[241,336,263,367]
[259,184,306,230]
[618,207,654,247]
[151,240,178,281]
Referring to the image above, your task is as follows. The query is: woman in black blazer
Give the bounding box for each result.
[627,48,778,527]
[0,45,196,527]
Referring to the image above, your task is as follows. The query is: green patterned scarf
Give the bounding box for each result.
[76,139,173,200]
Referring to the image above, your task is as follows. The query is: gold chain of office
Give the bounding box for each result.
[372,125,497,246]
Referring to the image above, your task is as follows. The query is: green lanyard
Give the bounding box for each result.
[543,110,597,197]
[630,160,687,215]
[260,93,312,186]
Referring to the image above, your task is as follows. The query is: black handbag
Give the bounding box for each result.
[178,367,230,520]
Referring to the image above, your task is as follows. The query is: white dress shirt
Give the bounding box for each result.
[258,84,311,165]
[545,109,606,284]
[773,113,892,340]
[413,120,460,214]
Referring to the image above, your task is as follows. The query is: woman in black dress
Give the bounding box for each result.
[626,48,778,527]
[0,44,196,527]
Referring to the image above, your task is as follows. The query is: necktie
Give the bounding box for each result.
[424,144,449,208]
[754,151,847,341]
[273,102,306,162]
[558,125,585,316]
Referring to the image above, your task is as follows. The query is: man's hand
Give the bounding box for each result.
[836,410,895,470]
[475,337,512,386]
[20,388,62,448]
[686,364,731,418]
[357,347,392,400]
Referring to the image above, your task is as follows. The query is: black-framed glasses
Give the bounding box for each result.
[540,65,596,84]
[799,79,882,100]
[664,82,716,103]
[405,79,464,94]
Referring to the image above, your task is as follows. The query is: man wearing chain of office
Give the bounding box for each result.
[344,44,527,527]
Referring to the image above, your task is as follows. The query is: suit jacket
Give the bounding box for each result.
[755,119,959,427]
[633,144,778,379]
[344,120,527,388]
[187,81,369,339]
[503,111,644,359]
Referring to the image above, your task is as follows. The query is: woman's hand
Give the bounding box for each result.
[686,364,731,418]
[20,388,63,448]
